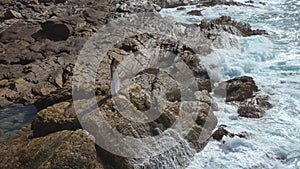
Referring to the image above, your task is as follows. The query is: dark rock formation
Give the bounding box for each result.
[177,7,186,10]
[212,126,247,141]
[198,0,254,7]
[187,10,202,16]
[214,76,258,102]
[215,76,272,118]
[237,95,272,118]
[200,16,268,36]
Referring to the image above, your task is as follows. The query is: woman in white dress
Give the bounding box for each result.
[110,58,120,96]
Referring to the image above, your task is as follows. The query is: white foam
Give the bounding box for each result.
[160,0,300,168]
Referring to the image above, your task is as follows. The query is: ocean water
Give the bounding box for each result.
[161,0,300,168]
[0,105,37,140]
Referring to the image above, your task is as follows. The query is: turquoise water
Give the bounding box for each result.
[0,105,37,140]
[161,0,300,168]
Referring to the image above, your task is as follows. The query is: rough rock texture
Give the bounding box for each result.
[0,0,111,108]
[187,10,202,16]
[0,130,104,169]
[214,76,272,118]
[0,0,271,168]
[214,76,258,102]
[237,95,273,118]
[197,0,255,7]
[31,101,80,137]
[212,126,247,141]
[200,16,268,37]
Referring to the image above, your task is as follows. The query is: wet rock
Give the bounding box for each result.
[214,76,258,102]
[245,0,254,3]
[212,126,247,141]
[0,130,104,169]
[199,0,254,7]
[237,95,272,118]
[177,7,186,10]
[200,16,268,36]
[187,10,202,16]
[259,2,266,5]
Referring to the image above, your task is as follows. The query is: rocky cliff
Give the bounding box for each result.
[0,0,271,168]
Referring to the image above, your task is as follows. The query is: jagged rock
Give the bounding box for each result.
[199,0,254,7]
[116,1,161,13]
[177,7,186,10]
[3,9,22,19]
[31,101,81,137]
[0,22,40,43]
[245,0,254,3]
[212,127,247,141]
[214,76,258,102]
[128,84,151,111]
[200,16,268,36]
[33,87,72,111]
[237,95,272,118]
[0,130,104,169]
[259,2,266,5]
[187,10,202,16]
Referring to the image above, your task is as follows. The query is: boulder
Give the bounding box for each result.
[214,76,258,102]
[237,95,272,118]
[0,130,103,169]
[31,101,81,137]
[177,7,186,10]
[187,10,202,16]
[200,16,268,36]
[212,126,247,141]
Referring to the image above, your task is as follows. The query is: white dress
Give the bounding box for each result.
[111,66,120,96]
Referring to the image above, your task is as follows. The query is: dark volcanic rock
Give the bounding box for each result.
[187,10,202,16]
[214,76,258,102]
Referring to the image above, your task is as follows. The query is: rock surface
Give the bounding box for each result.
[0,0,271,168]
[214,76,258,102]
[0,130,104,169]
[237,95,272,118]
[187,10,202,16]
[200,16,268,36]
[212,126,247,141]
[214,76,272,118]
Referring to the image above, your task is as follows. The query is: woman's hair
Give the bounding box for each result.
[111,58,116,66]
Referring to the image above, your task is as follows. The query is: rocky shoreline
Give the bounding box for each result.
[0,0,271,168]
